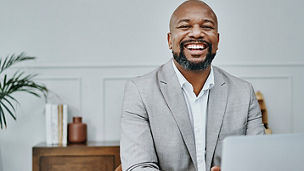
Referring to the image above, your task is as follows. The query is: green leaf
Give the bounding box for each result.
[0,55,10,73]
[0,106,3,129]
[0,105,7,128]
[18,89,40,97]
[4,73,42,94]
[2,96,16,112]
[0,53,48,128]
[3,75,7,91]
[0,53,36,74]
[0,101,16,120]
[6,94,18,104]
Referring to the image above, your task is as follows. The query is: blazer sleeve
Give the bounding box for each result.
[246,84,265,135]
[120,80,160,171]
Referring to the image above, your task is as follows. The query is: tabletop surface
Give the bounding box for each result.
[33,141,120,148]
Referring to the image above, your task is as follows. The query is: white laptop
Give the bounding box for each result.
[221,133,304,171]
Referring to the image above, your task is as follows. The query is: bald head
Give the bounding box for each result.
[167,0,219,71]
[169,0,218,32]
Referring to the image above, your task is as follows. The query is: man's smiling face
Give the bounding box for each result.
[168,1,219,71]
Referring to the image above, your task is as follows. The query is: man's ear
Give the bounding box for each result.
[217,33,220,44]
[216,33,220,50]
[167,33,172,50]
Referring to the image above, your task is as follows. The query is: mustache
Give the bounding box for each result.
[180,39,211,48]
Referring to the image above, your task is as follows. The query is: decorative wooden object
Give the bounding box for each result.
[115,164,122,171]
[68,116,87,143]
[33,141,120,171]
[255,91,272,134]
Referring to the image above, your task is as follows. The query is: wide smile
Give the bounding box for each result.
[184,43,208,56]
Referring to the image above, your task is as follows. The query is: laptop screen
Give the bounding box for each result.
[221,134,304,171]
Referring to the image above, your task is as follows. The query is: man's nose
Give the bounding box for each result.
[189,25,204,39]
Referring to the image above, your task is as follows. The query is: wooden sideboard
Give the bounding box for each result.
[33,141,120,171]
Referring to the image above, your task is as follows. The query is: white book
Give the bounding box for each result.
[45,104,52,145]
[51,104,58,144]
[62,104,68,145]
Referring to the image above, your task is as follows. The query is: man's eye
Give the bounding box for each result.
[201,25,214,29]
[177,25,190,29]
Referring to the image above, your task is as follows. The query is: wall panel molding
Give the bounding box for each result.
[240,75,293,133]
[100,76,132,141]
[22,66,300,138]
[37,76,83,115]
[12,63,304,69]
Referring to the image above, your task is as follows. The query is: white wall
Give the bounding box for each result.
[0,0,304,170]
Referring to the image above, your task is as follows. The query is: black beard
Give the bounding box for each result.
[172,40,216,71]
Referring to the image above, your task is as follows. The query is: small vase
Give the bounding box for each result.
[68,116,87,143]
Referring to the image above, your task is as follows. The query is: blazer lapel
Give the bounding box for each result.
[157,60,197,169]
[205,66,228,169]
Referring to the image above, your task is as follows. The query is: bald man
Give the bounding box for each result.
[120,1,265,171]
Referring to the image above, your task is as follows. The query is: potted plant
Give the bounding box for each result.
[0,53,48,129]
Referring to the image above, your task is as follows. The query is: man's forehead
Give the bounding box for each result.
[170,1,217,29]
[174,9,215,22]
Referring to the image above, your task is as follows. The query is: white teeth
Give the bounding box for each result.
[186,44,205,49]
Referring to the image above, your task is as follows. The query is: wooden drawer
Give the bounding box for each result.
[33,141,120,171]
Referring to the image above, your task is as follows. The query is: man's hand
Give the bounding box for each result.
[211,166,221,171]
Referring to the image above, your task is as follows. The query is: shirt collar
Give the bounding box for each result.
[172,60,215,92]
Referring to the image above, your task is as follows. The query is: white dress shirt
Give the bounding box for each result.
[172,61,214,171]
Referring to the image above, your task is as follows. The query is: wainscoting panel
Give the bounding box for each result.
[38,77,83,119]
[102,77,130,141]
[242,76,293,133]
[4,64,303,143]
[0,76,83,171]
[1,63,304,171]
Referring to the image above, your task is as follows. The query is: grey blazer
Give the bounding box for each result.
[120,60,265,171]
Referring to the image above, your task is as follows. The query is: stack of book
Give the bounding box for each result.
[45,104,68,145]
